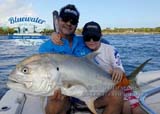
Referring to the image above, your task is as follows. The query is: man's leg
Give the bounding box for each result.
[45,90,70,114]
[94,88,123,114]
[45,96,70,114]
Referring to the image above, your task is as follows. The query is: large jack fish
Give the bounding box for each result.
[7,53,151,114]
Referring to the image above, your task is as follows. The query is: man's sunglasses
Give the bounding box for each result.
[84,35,100,42]
[60,15,78,25]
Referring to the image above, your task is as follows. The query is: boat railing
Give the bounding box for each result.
[139,86,160,114]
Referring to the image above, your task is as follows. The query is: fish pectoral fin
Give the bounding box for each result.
[61,85,87,98]
[86,52,99,60]
[85,98,97,114]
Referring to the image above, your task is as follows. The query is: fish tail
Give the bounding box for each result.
[115,74,140,92]
[129,79,140,91]
[127,58,152,91]
[128,58,152,80]
[116,58,151,91]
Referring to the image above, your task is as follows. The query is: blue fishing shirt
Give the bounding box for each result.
[39,35,91,57]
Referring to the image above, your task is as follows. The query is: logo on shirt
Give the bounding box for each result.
[114,49,121,66]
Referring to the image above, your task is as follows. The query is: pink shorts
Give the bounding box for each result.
[122,86,140,109]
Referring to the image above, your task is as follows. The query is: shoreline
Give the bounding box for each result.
[75,31,160,35]
[102,32,160,35]
[1,32,160,36]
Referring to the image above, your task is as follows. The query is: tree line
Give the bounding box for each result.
[0,27,15,35]
[102,27,160,34]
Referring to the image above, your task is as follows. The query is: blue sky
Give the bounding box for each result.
[0,0,160,29]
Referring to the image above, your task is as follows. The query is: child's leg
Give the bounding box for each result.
[122,100,131,114]
[132,106,147,114]
[123,86,147,114]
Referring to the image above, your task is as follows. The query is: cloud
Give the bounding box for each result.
[0,0,37,26]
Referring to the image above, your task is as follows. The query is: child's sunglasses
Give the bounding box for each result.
[84,35,100,42]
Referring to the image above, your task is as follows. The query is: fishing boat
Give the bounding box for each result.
[0,70,160,114]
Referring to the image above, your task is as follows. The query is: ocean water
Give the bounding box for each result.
[0,34,160,98]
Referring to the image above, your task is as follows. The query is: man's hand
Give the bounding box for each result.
[49,89,65,100]
[111,68,124,83]
[45,89,70,114]
[51,32,63,45]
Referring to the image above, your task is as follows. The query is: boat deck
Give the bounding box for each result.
[147,92,160,114]
[140,80,160,114]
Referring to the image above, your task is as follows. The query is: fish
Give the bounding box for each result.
[7,53,151,114]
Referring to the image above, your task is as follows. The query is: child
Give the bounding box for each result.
[82,21,146,114]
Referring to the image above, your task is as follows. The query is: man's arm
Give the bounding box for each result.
[39,40,55,54]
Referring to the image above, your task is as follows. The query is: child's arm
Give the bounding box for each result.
[110,48,125,83]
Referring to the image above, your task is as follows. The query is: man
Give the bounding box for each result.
[39,4,123,114]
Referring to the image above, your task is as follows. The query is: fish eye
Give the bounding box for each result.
[21,67,29,74]
[57,67,59,71]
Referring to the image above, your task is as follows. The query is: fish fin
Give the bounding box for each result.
[129,79,141,92]
[61,85,87,98]
[85,52,99,60]
[85,98,97,114]
[40,97,47,113]
[126,58,152,91]
[18,54,41,67]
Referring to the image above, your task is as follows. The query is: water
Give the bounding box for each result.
[0,36,48,98]
[0,34,160,98]
[104,34,160,73]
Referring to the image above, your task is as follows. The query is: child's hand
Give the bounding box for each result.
[51,32,63,45]
[111,67,124,83]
